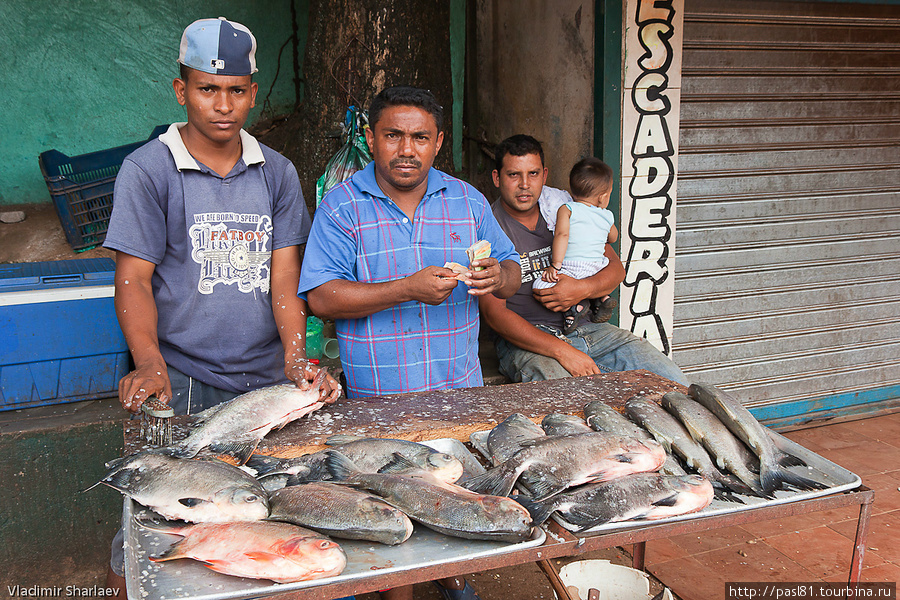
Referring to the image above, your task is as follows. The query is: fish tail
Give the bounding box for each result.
[460,465,518,497]
[324,450,360,481]
[762,463,828,493]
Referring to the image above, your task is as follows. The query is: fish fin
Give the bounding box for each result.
[761,465,828,494]
[178,497,210,507]
[149,545,185,562]
[651,494,680,507]
[244,454,284,476]
[767,430,810,467]
[460,465,518,498]
[378,453,421,474]
[715,473,756,497]
[324,450,361,481]
[713,487,746,504]
[513,495,555,526]
[325,434,364,445]
[528,479,568,502]
[207,441,259,465]
[569,505,613,531]
[100,470,136,494]
[243,551,282,562]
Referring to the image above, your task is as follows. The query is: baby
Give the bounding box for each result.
[532,157,619,334]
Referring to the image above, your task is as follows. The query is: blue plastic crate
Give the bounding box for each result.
[0,258,128,410]
[38,126,167,251]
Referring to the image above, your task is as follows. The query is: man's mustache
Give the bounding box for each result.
[390,158,422,169]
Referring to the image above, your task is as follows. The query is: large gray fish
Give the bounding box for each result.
[485,413,546,465]
[585,399,689,478]
[624,397,754,498]
[326,451,533,543]
[246,435,464,488]
[92,450,269,522]
[688,383,825,494]
[541,413,593,437]
[661,392,769,498]
[168,372,328,464]
[520,473,714,530]
[267,482,414,545]
[140,518,346,583]
[463,431,666,501]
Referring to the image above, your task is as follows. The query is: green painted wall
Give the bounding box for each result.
[0,0,304,206]
[0,421,124,586]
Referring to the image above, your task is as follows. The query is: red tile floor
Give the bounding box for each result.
[643,411,900,600]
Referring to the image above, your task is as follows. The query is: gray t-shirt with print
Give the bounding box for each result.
[104,124,311,393]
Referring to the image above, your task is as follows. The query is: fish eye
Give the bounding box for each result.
[318,540,331,549]
[245,494,259,502]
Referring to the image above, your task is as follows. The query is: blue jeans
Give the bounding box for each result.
[495,322,688,385]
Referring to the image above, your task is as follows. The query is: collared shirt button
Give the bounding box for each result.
[402,217,409,223]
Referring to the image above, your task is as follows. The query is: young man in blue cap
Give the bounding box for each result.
[104,18,339,596]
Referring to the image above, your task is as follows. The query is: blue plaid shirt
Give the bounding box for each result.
[298,163,518,398]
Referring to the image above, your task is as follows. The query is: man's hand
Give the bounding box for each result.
[118,361,171,414]
[408,265,461,304]
[284,354,342,404]
[533,273,591,312]
[555,344,602,377]
[463,257,506,296]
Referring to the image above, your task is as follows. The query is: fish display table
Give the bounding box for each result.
[121,371,874,599]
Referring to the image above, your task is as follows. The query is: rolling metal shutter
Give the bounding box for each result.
[673,0,900,421]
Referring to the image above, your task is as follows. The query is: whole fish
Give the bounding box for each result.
[463,431,666,501]
[326,451,533,543]
[541,413,593,436]
[246,436,464,487]
[661,392,769,498]
[141,518,346,583]
[169,372,328,464]
[92,450,268,522]
[583,399,689,478]
[624,397,754,498]
[520,473,714,530]
[268,482,414,545]
[485,413,546,465]
[688,382,826,494]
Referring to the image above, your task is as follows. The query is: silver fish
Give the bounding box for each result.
[169,372,328,464]
[584,399,688,478]
[688,382,825,494]
[326,451,533,543]
[521,473,714,530]
[463,431,666,501]
[486,413,546,465]
[140,518,346,583]
[541,413,593,436]
[625,397,753,498]
[93,450,268,522]
[661,391,769,498]
[267,482,414,545]
[246,435,464,487]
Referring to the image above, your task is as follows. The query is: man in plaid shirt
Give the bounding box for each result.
[299,86,520,400]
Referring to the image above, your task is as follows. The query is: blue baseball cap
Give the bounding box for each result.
[178,17,258,76]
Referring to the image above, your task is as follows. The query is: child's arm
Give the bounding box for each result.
[608,223,618,244]
[549,205,571,269]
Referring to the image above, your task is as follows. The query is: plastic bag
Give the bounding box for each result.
[315,106,373,206]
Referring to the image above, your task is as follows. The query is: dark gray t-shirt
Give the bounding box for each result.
[104,124,311,393]
[491,201,564,330]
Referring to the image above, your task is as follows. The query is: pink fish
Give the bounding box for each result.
[144,520,346,583]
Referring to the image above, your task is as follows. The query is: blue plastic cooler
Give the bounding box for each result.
[0,258,128,410]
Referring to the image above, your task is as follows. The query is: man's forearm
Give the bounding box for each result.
[307,278,416,320]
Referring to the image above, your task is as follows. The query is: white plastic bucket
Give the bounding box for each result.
[554,560,673,600]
